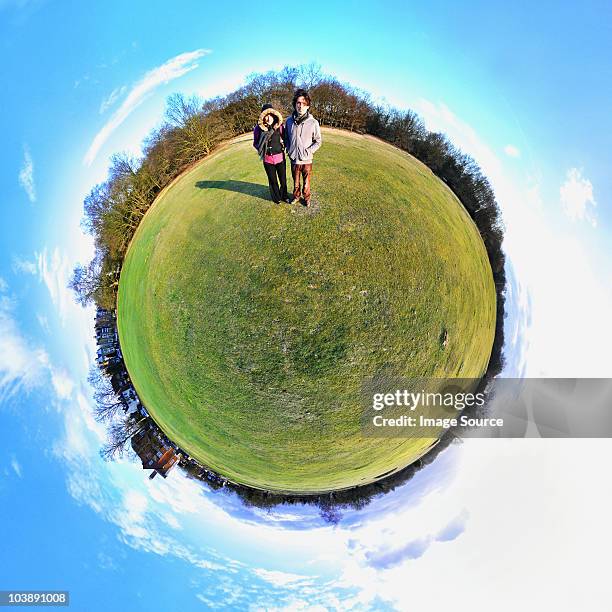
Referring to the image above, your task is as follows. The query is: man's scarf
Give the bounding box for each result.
[293,109,310,125]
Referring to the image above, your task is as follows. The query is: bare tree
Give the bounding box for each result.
[298,61,323,90]
[69,249,119,309]
[82,182,112,238]
[87,366,126,423]
[100,416,149,462]
[318,496,342,525]
[165,93,204,127]
[69,257,101,307]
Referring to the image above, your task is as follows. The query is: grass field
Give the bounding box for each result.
[117,129,496,493]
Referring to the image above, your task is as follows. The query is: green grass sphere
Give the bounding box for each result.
[117,129,496,493]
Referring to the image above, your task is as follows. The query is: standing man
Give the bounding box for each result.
[284,89,322,207]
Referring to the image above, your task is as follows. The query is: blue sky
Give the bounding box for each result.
[2,0,612,610]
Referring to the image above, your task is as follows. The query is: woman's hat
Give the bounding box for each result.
[257,107,283,130]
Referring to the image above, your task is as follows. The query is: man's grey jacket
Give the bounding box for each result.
[284,112,322,164]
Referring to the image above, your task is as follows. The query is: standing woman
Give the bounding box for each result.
[253,103,289,204]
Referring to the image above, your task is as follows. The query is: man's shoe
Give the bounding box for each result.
[289,197,300,204]
[304,199,311,208]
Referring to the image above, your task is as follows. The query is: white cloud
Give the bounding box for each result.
[18,144,36,203]
[504,144,520,158]
[161,513,181,530]
[109,475,230,568]
[146,470,207,516]
[99,85,127,114]
[124,490,149,522]
[52,390,105,464]
[0,291,49,400]
[10,456,22,478]
[50,366,74,399]
[17,247,73,326]
[12,256,37,275]
[332,440,612,611]
[560,167,597,227]
[0,276,7,292]
[252,568,314,588]
[37,248,72,324]
[362,511,467,569]
[0,276,80,407]
[36,313,50,334]
[83,49,210,166]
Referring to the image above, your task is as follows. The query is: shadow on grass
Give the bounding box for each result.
[195,180,270,202]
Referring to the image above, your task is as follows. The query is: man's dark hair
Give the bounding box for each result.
[292,88,311,109]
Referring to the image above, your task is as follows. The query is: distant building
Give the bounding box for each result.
[96,353,122,368]
[131,425,181,479]
[95,310,115,331]
[95,309,119,348]
[110,370,130,394]
[96,341,123,366]
[94,308,170,478]
[95,307,116,321]
[98,342,115,353]
[121,387,141,415]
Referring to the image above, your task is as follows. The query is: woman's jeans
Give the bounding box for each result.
[263,158,288,203]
